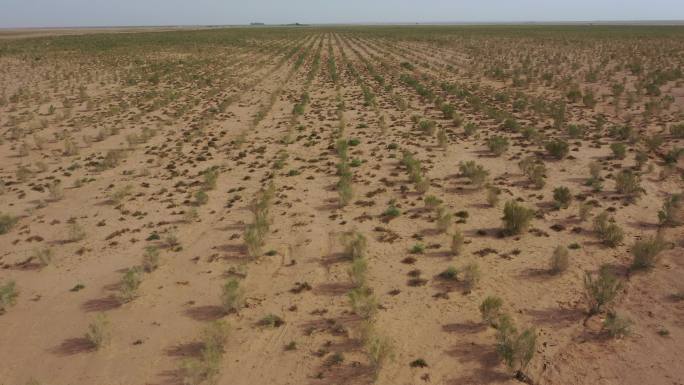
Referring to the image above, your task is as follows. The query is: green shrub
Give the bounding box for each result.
[479,296,503,327]
[545,139,569,159]
[462,262,481,292]
[119,267,143,303]
[670,123,684,139]
[579,202,593,222]
[341,231,367,260]
[487,136,509,156]
[658,193,682,226]
[486,186,501,207]
[463,122,477,136]
[33,247,53,267]
[0,213,18,235]
[348,286,377,319]
[451,230,465,256]
[593,211,624,247]
[502,201,535,235]
[424,195,442,210]
[550,245,569,274]
[459,160,489,188]
[348,257,368,287]
[495,315,536,375]
[610,143,626,159]
[365,328,395,379]
[142,246,160,272]
[221,278,244,313]
[583,266,622,315]
[631,236,666,270]
[0,280,18,314]
[195,191,209,205]
[603,312,632,338]
[202,168,219,191]
[615,170,643,199]
[436,207,453,233]
[553,187,572,209]
[85,313,110,350]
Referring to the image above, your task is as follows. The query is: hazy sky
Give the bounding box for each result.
[1,0,683,28]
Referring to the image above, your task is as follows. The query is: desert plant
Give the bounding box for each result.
[33,247,53,267]
[437,129,448,149]
[47,180,64,200]
[341,231,367,260]
[502,201,535,235]
[348,286,377,319]
[610,143,627,159]
[480,296,503,327]
[486,186,501,207]
[630,235,667,270]
[459,160,489,188]
[462,262,481,292]
[68,221,86,242]
[424,195,442,210]
[365,329,394,379]
[0,280,18,314]
[487,135,509,156]
[142,246,160,272]
[181,320,230,385]
[603,312,632,338]
[348,257,368,287]
[553,187,573,209]
[495,316,536,377]
[583,266,622,315]
[593,211,624,247]
[586,162,603,191]
[615,170,643,199]
[0,213,19,235]
[579,202,593,222]
[550,245,569,274]
[119,267,143,303]
[221,278,244,314]
[451,229,465,256]
[85,313,110,349]
[436,207,453,233]
[202,168,219,191]
[545,139,569,159]
[658,193,682,226]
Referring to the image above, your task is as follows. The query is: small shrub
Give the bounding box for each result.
[119,267,143,303]
[670,123,684,139]
[348,257,368,287]
[630,236,666,270]
[33,247,54,267]
[658,193,682,226]
[579,202,593,222]
[68,222,86,242]
[502,201,535,235]
[436,207,453,233]
[459,160,489,188]
[615,170,643,199]
[202,168,219,191]
[195,191,209,206]
[550,245,569,274]
[486,186,501,207]
[593,211,624,247]
[495,316,536,375]
[142,246,160,272]
[583,266,622,315]
[479,296,503,327]
[259,314,285,328]
[439,266,458,280]
[553,187,572,209]
[462,262,481,292]
[487,136,509,156]
[341,231,367,259]
[410,243,425,254]
[0,213,19,235]
[348,286,377,319]
[221,278,244,313]
[610,143,626,159]
[0,280,18,314]
[85,313,110,350]
[545,139,569,159]
[451,230,465,256]
[424,195,442,210]
[603,312,632,339]
[365,328,394,378]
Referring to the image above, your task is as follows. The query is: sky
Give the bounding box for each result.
[1,0,683,28]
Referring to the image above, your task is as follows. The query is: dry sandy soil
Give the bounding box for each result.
[0,26,683,385]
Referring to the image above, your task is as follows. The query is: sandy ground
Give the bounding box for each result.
[0,27,683,385]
